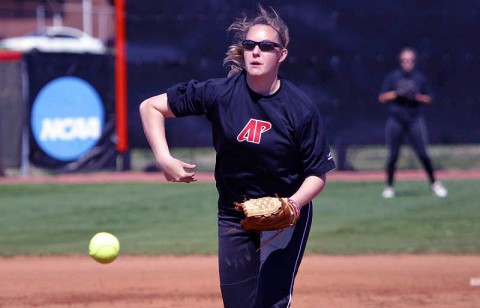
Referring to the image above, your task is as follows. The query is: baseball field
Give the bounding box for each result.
[1,169,480,307]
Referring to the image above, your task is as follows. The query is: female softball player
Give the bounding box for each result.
[140,6,335,307]
[379,47,447,198]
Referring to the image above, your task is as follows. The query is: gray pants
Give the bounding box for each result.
[385,115,435,185]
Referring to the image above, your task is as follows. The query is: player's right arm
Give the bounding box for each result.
[378,91,397,103]
[139,93,197,183]
[378,72,397,104]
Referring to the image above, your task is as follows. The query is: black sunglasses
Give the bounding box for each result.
[242,40,283,52]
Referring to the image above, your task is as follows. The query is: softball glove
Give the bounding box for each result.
[234,195,300,231]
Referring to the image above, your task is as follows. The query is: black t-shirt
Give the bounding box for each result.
[167,72,335,209]
[379,69,434,119]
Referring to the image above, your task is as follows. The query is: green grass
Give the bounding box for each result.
[342,144,480,170]
[0,183,218,255]
[311,180,480,254]
[8,145,480,176]
[0,180,479,256]
[131,145,480,172]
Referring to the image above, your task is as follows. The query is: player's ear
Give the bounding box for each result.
[278,48,288,64]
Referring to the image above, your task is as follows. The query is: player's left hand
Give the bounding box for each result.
[234,195,300,231]
[414,93,432,104]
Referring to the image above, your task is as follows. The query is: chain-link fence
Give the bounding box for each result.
[0,1,114,42]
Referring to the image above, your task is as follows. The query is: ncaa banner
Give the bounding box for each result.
[25,52,116,172]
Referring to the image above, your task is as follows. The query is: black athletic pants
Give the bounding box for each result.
[218,203,312,308]
[385,115,436,186]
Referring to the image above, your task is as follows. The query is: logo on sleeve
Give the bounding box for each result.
[237,119,272,144]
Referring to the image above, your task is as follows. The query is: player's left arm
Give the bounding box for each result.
[289,174,327,208]
[415,74,434,104]
[415,93,432,104]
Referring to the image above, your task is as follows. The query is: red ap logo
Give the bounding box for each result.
[237,119,272,144]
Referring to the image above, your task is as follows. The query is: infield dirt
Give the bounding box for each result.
[1,254,480,307]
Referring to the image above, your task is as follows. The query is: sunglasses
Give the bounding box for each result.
[242,40,283,52]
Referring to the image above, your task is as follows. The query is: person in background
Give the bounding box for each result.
[378,47,447,198]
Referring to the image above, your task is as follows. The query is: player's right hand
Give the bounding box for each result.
[157,156,197,183]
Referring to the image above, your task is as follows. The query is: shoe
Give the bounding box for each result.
[431,181,448,197]
[382,186,395,198]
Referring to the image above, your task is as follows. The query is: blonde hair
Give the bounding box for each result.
[223,5,290,77]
